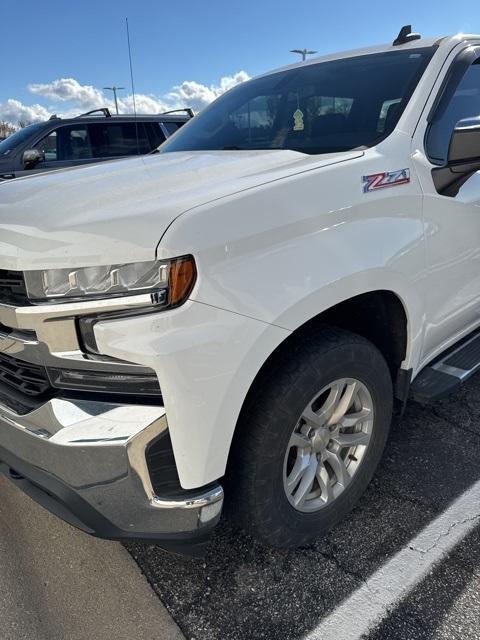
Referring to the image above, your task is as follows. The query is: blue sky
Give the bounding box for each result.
[0,0,477,124]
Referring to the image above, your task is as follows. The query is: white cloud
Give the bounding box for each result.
[167,71,250,111]
[0,99,50,125]
[117,94,170,115]
[29,78,105,107]
[0,71,250,127]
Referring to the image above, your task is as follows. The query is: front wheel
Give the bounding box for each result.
[230,326,393,548]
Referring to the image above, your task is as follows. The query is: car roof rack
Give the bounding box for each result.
[393,25,421,46]
[49,114,60,120]
[76,108,112,118]
[161,108,195,118]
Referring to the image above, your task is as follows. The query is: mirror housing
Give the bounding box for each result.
[432,117,480,197]
[22,148,44,170]
[448,117,480,165]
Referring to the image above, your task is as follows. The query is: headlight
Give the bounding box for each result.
[23,255,196,305]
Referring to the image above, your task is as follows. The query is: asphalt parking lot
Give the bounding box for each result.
[128,374,480,640]
[0,477,184,640]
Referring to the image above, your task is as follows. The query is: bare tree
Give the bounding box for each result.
[0,121,16,139]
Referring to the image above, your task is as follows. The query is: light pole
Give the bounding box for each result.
[103,86,125,114]
[290,49,317,62]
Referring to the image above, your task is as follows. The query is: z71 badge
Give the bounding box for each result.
[362,168,410,193]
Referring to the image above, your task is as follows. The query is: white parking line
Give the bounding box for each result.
[305,479,480,640]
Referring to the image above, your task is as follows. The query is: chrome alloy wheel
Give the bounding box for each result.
[283,378,374,513]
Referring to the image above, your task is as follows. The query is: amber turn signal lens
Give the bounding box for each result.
[168,256,197,306]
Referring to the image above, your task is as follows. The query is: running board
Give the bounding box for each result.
[411,330,480,403]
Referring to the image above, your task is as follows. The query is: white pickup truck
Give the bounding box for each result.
[1,26,480,554]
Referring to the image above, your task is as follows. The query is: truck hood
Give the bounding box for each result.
[0,149,362,271]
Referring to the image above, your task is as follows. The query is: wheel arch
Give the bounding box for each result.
[226,289,410,475]
[252,287,410,395]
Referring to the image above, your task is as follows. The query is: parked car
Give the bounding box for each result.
[1,27,480,554]
[0,108,192,180]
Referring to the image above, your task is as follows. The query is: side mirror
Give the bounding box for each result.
[432,117,480,197]
[22,149,44,169]
[447,117,480,165]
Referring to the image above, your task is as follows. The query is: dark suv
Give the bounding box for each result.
[0,108,192,180]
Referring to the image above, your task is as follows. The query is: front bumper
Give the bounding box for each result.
[0,395,223,554]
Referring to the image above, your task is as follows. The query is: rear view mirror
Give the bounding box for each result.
[22,148,44,169]
[432,117,480,197]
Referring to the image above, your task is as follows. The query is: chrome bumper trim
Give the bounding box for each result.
[0,397,223,536]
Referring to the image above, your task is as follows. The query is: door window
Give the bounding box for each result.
[60,125,91,160]
[426,60,480,164]
[34,125,92,161]
[88,122,150,157]
[227,94,283,148]
[34,130,57,161]
[377,99,401,133]
[145,122,166,148]
[162,122,183,136]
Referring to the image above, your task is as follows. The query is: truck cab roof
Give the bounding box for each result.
[260,33,478,80]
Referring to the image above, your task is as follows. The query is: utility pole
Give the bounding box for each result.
[290,48,317,62]
[103,86,125,114]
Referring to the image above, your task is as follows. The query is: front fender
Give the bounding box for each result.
[273,268,423,373]
[159,145,426,373]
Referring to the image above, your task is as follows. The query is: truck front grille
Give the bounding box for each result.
[0,352,52,397]
[0,270,29,305]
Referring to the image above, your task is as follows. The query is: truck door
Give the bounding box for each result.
[413,45,480,365]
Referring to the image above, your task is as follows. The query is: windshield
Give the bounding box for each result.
[0,122,46,156]
[161,48,435,156]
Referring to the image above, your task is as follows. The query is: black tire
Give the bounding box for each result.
[229,325,393,548]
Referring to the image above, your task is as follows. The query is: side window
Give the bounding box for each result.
[88,122,150,157]
[306,95,354,117]
[427,59,480,163]
[230,95,280,131]
[229,95,282,146]
[304,94,354,141]
[227,92,356,150]
[34,126,92,162]
[34,130,58,161]
[145,122,166,148]
[162,122,180,136]
[58,125,92,161]
[377,99,401,133]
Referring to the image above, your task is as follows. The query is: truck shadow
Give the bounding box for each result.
[127,374,480,640]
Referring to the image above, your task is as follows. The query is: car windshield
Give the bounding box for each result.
[0,122,46,156]
[161,48,435,156]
